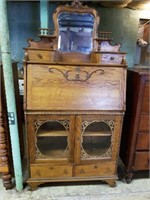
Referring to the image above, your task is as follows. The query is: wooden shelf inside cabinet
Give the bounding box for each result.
[83,131,111,136]
[37,130,68,137]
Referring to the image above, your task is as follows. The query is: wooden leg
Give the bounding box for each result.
[27,182,42,191]
[105,179,116,187]
[125,173,134,184]
[1,172,13,189]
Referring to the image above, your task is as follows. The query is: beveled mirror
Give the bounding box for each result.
[53,0,100,54]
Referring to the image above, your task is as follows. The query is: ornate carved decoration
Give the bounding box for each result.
[26,111,124,116]
[35,120,69,132]
[59,120,69,132]
[81,145,112,159]
[81,119,115,133]
[35,144,69,159]
[49,67,105,82]
[104,120,115,132]
[26,36,56,50]
[34,120,45,132]
[70,0,85,9]
[36,146,47,159]
[81,120,91,133]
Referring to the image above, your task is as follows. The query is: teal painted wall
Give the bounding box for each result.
[5,1,150,68]
[96,7,150,67]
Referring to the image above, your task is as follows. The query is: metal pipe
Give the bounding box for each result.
[0,0,23,191]
[40,0,49,29]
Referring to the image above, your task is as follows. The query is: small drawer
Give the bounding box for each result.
[27,49,54,62]
[101,54,124,64]
[141,82,149,113]
[133,152,150,170]
[136,133,149,150]
[74,162,116,177]
[30,164,72,178]
[139,115,149,131]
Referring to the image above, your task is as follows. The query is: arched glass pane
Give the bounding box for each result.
[82,121,112,157]
[36,121,69,158]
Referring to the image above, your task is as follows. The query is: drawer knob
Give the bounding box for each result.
[110,57,115,60]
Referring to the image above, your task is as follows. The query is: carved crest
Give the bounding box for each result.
[71,0,84,8]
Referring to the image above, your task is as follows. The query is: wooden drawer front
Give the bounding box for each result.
[30,164,72,178]
[136,133,149,150]
[139,115,149,131]
[27,64,126,111]
[133,152,150,170]
[101,54,124,64]
[27,50,54,62]
[74,162,116,177]
[141,82,149,113]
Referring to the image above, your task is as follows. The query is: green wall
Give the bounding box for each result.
[3,1,150,68]
[96,7,150,67]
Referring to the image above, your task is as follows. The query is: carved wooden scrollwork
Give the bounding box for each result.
[81,119,115,133]
[34,120,45,132]
[49,67,105,82]
[70,0,85,9]
[81,145,112,159]
[35,120,69,133]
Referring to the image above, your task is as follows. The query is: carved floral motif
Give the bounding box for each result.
[49,67,105,82]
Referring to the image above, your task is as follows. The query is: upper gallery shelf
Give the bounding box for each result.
[24,0,126,65]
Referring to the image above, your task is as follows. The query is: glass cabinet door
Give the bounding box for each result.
[80,118,114,160]
[35,119,72,160]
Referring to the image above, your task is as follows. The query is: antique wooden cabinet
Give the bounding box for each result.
[120,68,150,183]
[23,1,127,190]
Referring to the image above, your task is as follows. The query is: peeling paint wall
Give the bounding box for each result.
[6,1,150,68]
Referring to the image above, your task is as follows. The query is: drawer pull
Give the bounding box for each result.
[37,54,43,59]
[110,57,115,60]
[49,167,54,170]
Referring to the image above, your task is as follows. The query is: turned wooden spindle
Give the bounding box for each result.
[0,104,12,189]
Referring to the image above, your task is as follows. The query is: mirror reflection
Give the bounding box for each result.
[58,12,94,53]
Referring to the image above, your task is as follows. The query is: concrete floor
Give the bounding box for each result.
[0,176,150,200]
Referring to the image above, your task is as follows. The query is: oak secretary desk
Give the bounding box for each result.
[23,1,127,190]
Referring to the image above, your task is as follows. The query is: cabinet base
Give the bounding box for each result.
[27,176,117,190]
